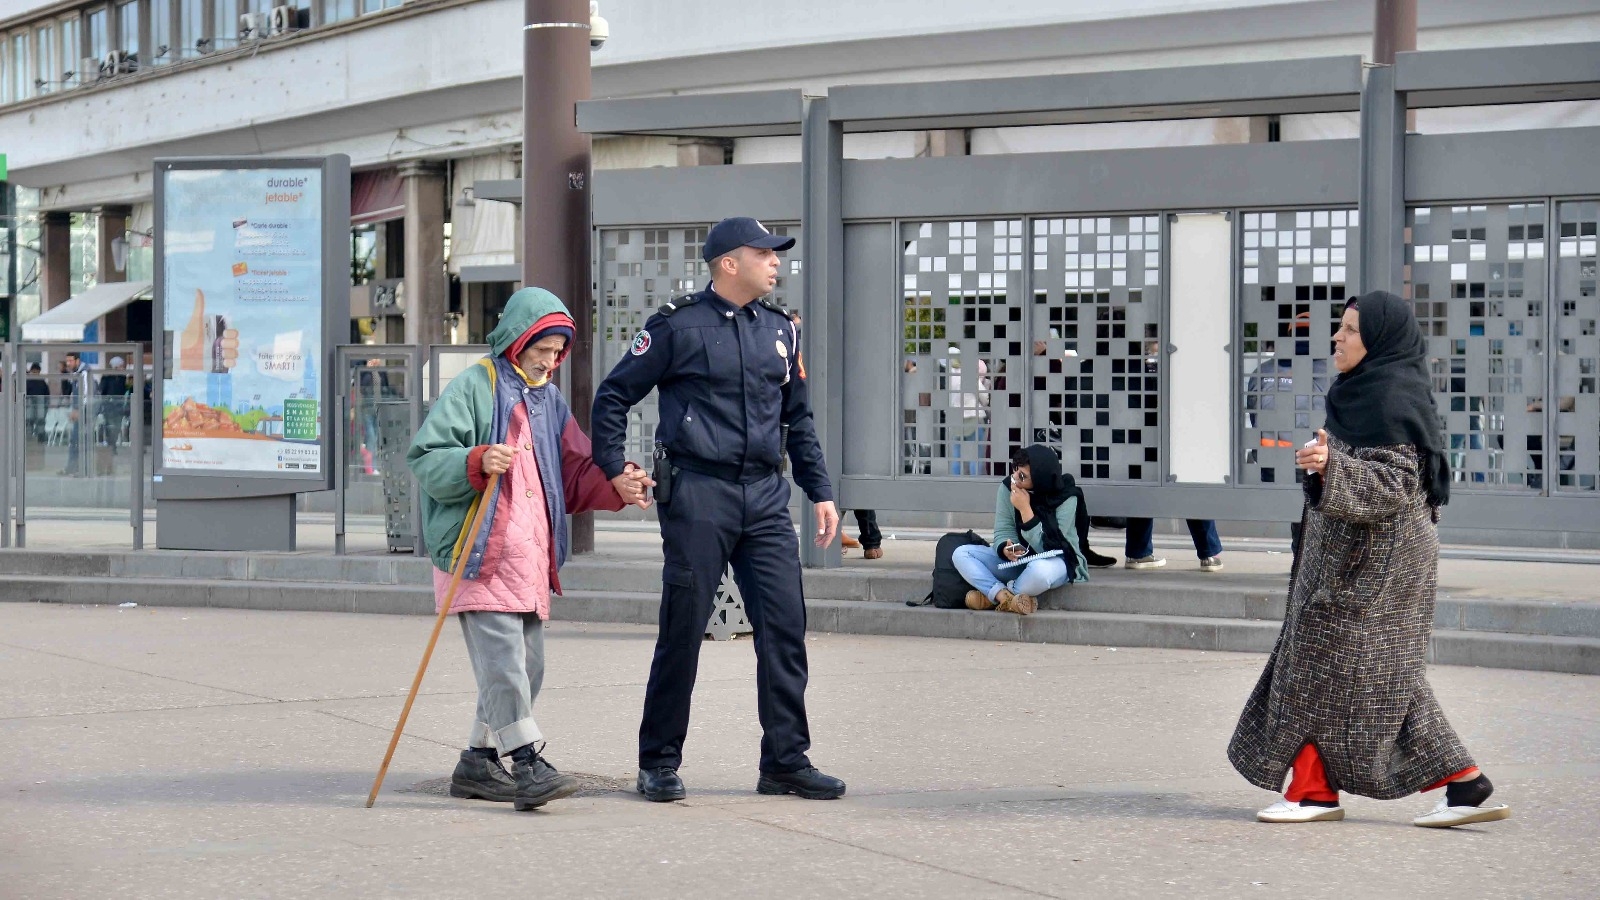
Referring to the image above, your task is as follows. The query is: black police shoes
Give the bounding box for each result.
[449,748,517,803]
[756,766,847,800]
[511,750,582,811]
[636,766,687,802]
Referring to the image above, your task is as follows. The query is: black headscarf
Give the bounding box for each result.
[1005,445,1076,552]
[1323,290,1450,507]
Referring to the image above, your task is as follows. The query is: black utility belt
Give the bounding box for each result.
[653,443,780,481]
[667,455,779,484]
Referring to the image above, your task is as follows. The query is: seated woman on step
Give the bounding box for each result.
[951,445,1089,616]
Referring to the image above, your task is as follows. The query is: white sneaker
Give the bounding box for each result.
[1413,797,1511,828]
[1256,800,1345,823]
[1125,556,1167,570]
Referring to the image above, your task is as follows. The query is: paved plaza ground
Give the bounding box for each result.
[1,601,1597,899]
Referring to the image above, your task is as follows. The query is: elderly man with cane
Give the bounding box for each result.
[380,287,652,812]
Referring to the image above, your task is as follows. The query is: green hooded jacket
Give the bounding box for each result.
[406,287,577,573]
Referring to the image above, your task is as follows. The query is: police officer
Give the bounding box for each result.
[592,217,844,802]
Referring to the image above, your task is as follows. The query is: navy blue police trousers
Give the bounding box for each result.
[640,468,812,774]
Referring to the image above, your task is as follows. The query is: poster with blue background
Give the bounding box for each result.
[161,168,323,474]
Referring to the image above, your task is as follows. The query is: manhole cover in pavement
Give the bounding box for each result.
[404,773,630,798]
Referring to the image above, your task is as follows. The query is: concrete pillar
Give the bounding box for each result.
[676,138,728,167]
[399,161,448,349]
[41,212,71,310]
[509,145,524,280]
[97,205,131,342]
[1358,65,1405,296]
[922,129,967,157]
[524,0,594,553]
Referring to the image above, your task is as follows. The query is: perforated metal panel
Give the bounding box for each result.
[706,568,754,641]
[1555,200,1600,492]
[1238,209,1360,486]
[598,224,802,466]
[1029,215,1164,482]
[1407,203,1546,492]
[898,219,1025,477]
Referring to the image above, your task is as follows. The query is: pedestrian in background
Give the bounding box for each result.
[98,357,131,454]
[1122,517,1223,572]
[1229,290,1510,829]
[788,309,883,561]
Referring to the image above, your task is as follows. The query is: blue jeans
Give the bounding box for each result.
[952,543,1070,602]
[949,423,988,476]
[1125,518,1222,560]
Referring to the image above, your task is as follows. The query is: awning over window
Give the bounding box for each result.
[352,168,406,225]
[22,280,153,342]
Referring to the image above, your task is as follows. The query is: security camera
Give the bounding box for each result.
[589,1,608,50]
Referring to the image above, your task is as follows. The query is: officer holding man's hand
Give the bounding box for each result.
[592,217,844,803]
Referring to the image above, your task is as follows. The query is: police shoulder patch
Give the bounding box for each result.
[631,330,652,356]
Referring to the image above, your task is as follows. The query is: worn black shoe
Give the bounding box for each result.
[448,749,517,802]
[1084,550,1118,569]
[511,748,581,811]
[636,766,687,802]
[757,766,846,800]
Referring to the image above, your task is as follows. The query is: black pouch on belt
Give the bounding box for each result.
[652,442,674,505]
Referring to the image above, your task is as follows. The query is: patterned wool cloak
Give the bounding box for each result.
[1227,437,1475,800]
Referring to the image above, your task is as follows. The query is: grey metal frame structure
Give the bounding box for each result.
[332,343,423,556]
[576,45,1600,560]
[567,44,1600,566]
[427,343,491,402]
[2,341,145,548]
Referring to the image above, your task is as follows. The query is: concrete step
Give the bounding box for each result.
[2,549,1597,641]
[0,575,434,616]
[491,561,1600,642]
[3,576,1597,676]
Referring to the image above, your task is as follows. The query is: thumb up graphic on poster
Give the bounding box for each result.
[179,289,240,373]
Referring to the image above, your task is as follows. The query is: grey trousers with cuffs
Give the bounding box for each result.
[457,611,545,754]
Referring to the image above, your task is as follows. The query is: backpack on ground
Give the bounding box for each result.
[908,530,989,609]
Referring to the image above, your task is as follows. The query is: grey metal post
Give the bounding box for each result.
[131,360,144,550]
[2,339,11,548]
[334,386,346,556]
[1358,64,1405,296]
[13,341,23,548]
[3,183,15,548]
[524,0,596,555]
[410,343,424,556]
[800,96,844,569]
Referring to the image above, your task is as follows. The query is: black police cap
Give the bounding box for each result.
[702,217,796,262]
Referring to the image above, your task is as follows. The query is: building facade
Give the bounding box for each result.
[2,0,1598,542]
[3,0,1598,349]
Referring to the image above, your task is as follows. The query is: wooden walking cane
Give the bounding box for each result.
[366,472,500,808]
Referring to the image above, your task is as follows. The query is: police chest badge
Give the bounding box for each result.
[631,330,652,356]
[777,339,791,384]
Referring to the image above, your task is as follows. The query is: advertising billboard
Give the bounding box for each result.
[153,155,348,501]
[159,165,328,476]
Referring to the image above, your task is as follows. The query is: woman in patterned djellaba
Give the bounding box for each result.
[1228,290,1510,829]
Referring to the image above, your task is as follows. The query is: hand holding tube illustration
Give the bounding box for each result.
[179,289,240,373]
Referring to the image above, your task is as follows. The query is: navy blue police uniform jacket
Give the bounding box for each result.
[592,285,834,504]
